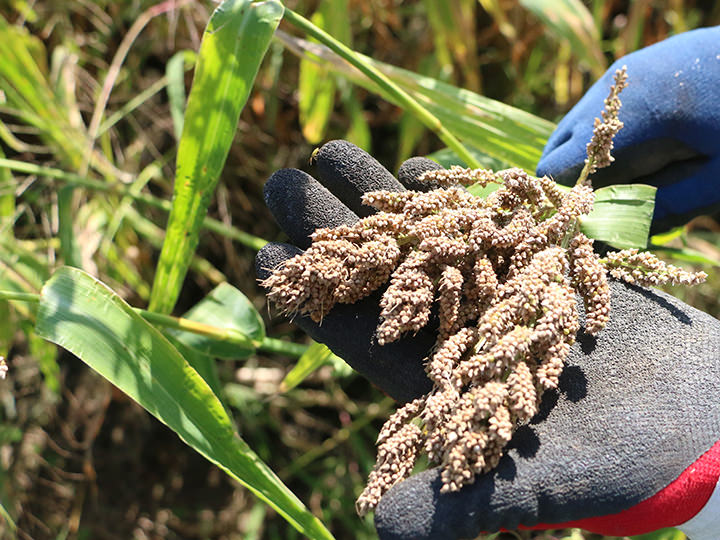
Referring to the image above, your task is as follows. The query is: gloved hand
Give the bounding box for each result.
[536,26,720,233]
[256,141,720,540]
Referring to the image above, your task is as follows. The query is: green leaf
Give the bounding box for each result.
[280,342,334,392]
[520,0,605,76]
[276,30,554,171]
[650,226,685,246]
[57,185,81,268]
[580,184,657,249]
[298,0,350,143]
[168,283,265,359]
[0,16,88,171]
[0,146,14,242]
[169,336,226,410]
[35,267,334,540]
[149,0,284,314]
[166,50,196,141]
[342,88,371,151]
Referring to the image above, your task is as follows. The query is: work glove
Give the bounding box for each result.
[536,26,720,233]
[256,140,720,539]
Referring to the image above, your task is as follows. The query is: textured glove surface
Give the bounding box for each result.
[257,141,720,539]
[536,26,720,231]
[256,140,443,403]
[375,279,720,539]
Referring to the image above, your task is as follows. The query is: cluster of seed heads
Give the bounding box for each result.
[262,66,706,515]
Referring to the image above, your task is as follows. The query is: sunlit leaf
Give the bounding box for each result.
[168,282,265,359]
[298,0,350,143]
[36,267,334,540]
[650,226,685,246]
[427,146,506,170]
[580,184,656,249]
[520,0,605,76]
[276,30,554,171]
[280,341,334,392]
[650,245,720,267]
[149,0,283,314]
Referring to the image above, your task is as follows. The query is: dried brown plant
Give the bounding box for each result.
[261,68,707,516]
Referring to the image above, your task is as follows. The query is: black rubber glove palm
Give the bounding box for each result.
[256,141,720,540]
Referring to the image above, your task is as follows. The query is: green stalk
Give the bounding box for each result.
[97,76,170,136]
[0,158,267,251]
[576,156,594,187]
[139,308,260,349]
[282,8,480,169]
[0,289,310,357]
[256,337,308,357]
[0,291,39,303]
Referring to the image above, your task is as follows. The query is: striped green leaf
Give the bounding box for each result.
[168,282,265,359]
[580,184,656,249]
[520,0,605,76]
[149,0,283,314]
[280,341,335,392]
[276,30,554,171]
[36,267,334,540]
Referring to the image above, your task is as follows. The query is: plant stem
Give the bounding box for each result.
[282,8,480,169]
[0,289,313,356]
[0,158,267,251]
[0,291,39,303]
[576,156,595,187]
[257,337,309,357]
[138,309,260,349]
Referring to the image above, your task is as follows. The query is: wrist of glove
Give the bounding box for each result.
[257,140,720,539]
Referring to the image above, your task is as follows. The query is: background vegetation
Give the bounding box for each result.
[0,0,718,539]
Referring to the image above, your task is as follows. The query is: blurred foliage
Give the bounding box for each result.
[0,0,718,538]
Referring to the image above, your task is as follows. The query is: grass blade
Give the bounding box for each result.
[650,245,720,267]
[167,282,265,359]
[57,186,81,268]
[276,29,554,170]
[283,8,481,168]
[580,184,656,249]
[280,342,334,392]
[520,0,605,76]
[166,50,195,141]
[298,0,350,143]
[35,267,334,540]
[149,0,283,314]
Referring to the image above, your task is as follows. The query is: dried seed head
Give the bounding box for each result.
[584,66,629,178]
[603,249,707,287]
[356,423,424,516]
[569,233,610,334]
[263,80,706,509]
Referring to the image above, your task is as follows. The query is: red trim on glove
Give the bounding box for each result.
[522,439,720,536]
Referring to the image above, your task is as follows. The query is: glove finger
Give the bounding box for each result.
[264,168,359,249]
[314,140,406,217]
[256,242,434,403]
[397,157,444,191]
[375,280,720,539]
[651,153,720,232]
